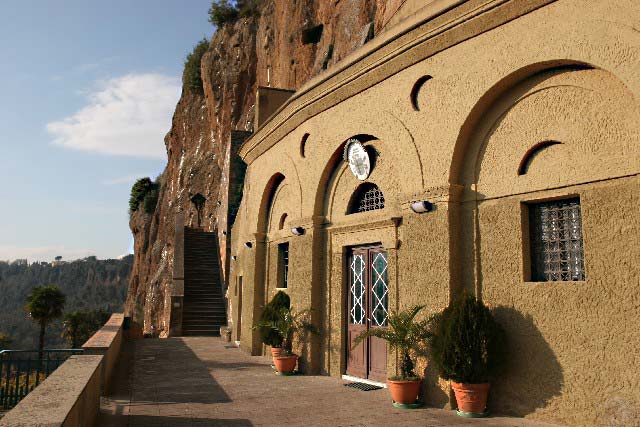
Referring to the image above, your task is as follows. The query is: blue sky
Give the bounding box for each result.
[0,1,214,262]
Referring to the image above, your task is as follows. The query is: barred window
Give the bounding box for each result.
[278,242,289,288]
[348,183,385,214]
[529,198,585,282]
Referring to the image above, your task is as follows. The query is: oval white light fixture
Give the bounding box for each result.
[410,201,434,213]
[244,241,253,248]
[291,227,305,236]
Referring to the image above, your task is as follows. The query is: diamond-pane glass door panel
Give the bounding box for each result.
[370,251,388,326]
[350,254,365,324]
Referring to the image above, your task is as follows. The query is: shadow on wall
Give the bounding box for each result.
[490,306,563,417]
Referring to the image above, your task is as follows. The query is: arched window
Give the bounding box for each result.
[348,183,385,214]
[278,213,288,230]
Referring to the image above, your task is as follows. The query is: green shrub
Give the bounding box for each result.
[142,185,159,214]
[129,177,153,212]
[183,38,209,94]
[237,0,261,17]
[430,294,505,384]
[258,291,290,347]
[208,0,238,27]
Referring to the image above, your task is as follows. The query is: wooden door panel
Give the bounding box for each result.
[368,334,387,382]
[347,326,367,378]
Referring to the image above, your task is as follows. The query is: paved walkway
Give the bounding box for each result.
[98,337,560,427]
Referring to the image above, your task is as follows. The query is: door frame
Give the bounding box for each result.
[345,243,388,382]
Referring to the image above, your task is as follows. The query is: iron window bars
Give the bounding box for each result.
[349,184,385,214]
[529,197,585,282]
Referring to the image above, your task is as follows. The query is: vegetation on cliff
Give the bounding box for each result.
[129,177,159,214]
[183,39,210,94]
[0,256,132,349]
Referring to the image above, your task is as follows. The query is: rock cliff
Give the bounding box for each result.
[126,0,408,335]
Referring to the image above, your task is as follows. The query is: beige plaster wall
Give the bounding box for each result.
[227,0,640,424]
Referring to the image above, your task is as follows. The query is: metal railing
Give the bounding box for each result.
[0,349,83,410]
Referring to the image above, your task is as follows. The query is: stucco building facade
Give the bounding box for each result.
[225,0,640,425]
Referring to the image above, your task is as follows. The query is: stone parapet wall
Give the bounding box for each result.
[0,313,125,426]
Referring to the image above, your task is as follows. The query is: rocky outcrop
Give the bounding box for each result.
[126,0,407,336]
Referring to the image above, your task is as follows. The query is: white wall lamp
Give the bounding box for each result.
[244,241,253,248]
[291,227,305,236]
[410,201,434,213]
[231,255,237,261]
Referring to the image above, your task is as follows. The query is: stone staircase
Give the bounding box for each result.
[183,227,226,336]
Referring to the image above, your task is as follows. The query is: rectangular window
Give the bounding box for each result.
[528,197,585,282]
[278,242,289,288]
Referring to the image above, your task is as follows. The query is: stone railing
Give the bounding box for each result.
[0,313,125,427]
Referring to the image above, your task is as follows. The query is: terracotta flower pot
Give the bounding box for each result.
[451,381,490,416]
[387,379,421,405]
[270,347,283,358]
[273,355,298,373]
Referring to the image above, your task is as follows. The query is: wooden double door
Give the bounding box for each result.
[346,245,389,382]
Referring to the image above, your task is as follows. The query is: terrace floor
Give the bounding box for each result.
[97,337,560,427]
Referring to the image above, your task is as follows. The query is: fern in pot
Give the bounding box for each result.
[353,305,432,406]
[254,306,318,375]
[429,294,505,417]
[257,291,290,358]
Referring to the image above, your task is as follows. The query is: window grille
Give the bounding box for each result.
[529,198,585,282]
[278,242,289,288]
[348,184,385,214]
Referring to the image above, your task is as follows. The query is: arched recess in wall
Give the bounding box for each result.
[256,173,286,235]
[450,60,639,196]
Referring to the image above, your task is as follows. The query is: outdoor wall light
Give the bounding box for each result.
[244,241,253,248]
[291,227,305,236]
[222,230,228,236]
[410,200,434,213]
[231,255,237,261]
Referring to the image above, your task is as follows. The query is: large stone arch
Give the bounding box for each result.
[450,60,639,195]
[448,60,640,419]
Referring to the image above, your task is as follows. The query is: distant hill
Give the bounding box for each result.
[0,255,132,350]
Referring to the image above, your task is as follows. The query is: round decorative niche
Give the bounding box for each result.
[300,133,310,158]
[410,75,432,111]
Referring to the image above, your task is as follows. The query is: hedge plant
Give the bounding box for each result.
[429,294,505,384]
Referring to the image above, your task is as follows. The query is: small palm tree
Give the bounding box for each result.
[253,307,318,355]
[353,305,432,380]
[25,285,66,357]
[62,311,86,348]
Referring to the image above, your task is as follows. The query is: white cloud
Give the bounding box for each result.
[0,245,96,263]
[47,73,181,159]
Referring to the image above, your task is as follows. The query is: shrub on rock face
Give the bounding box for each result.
[183,38,210,94]
[258,291,290,348]
[129,177,160,215]
[129,177,153,212]
[208,0,239,27]
[430,294,505,384]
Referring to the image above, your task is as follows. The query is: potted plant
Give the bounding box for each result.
[257,291,290,358]
[254,306,318,374]
[429,294,505,418]
[353,305,432,407]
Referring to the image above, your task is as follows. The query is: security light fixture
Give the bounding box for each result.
[291,227,305,236]
[410,201,434,213]
[244,241,253,248]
